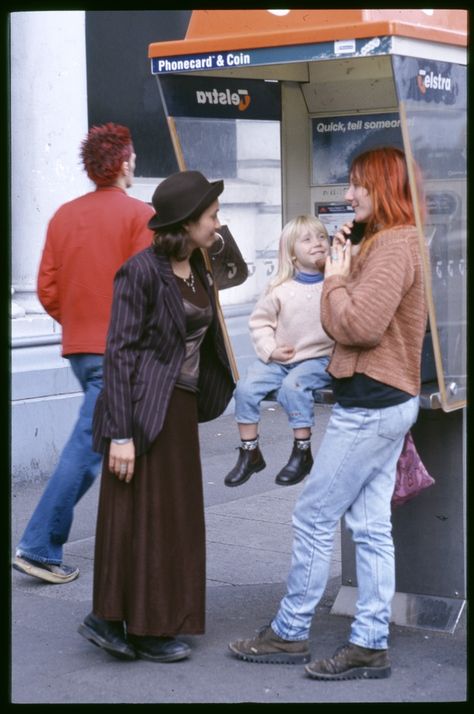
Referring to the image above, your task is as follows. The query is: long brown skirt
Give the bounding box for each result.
[92,388,205,637]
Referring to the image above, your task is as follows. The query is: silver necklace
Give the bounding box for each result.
[181,270,196,293]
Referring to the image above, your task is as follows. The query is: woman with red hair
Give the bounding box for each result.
[229,147,427,681]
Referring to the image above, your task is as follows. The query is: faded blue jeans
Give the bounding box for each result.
[16,354,103,565]
[271,396,420,649]
[234,357,331,429]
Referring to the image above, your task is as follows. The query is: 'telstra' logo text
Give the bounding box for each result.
[195,88,251,111]
[417,69,452,94]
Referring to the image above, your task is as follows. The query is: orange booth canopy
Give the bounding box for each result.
[148,9,467,59]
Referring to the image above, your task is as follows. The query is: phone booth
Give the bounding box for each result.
[148,9,467,632]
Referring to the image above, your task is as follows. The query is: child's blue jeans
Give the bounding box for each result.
[234,357,331,429]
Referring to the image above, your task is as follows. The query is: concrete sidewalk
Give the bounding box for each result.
[10,404,466,704]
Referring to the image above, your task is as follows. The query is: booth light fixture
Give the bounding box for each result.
[267,10,290,16]
[422,9,434,16]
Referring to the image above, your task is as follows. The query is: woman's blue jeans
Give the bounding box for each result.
[271,396,420,650]
[16,354,103,565]
[234,357,331,429]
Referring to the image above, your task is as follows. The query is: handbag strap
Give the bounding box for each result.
[201,247,240,382]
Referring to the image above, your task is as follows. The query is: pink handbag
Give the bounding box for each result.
[392,432,435,508]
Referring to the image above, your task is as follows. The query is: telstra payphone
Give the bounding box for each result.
[147,9,467,632]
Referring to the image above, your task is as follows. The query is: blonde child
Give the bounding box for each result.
[224,215,334,488]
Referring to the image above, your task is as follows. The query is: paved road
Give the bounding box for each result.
[10,404,466,703]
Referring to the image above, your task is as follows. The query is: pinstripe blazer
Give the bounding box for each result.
[92,246,235,457]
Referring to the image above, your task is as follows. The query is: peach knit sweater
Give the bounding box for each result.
[321,226,427,396]
[249,279,334,364]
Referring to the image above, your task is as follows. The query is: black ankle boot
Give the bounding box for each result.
[224,446,266,487]
[128,634,191,662]
[78,612,136,660]
[275,441,313,486]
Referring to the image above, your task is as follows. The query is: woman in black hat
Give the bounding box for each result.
[78,171,235,663]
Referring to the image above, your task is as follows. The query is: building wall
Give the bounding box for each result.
[11,11,90,482]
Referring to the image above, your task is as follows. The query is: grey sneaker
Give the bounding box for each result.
[305,642,391,680]
[228,625,310,664]
[12,555,79,584]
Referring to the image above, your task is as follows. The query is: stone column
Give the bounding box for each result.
[10,10,90,334]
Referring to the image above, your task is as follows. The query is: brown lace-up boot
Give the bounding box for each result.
[305,642,391,680]
[228,625,310,664]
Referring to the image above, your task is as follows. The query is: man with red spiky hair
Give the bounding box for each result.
[13,123,154,584]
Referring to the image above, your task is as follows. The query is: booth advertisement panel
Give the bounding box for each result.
[393,56,466,412]
[157,74,281,120]
[312,112,403,185]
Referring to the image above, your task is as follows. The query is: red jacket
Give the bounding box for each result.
[37,186,154,355]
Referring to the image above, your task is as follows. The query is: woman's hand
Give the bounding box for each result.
[270,344,296,362]
[109,440,135,483]
[332,221,354,249]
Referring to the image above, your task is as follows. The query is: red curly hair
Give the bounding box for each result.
[350,147,425,250]
[80,123,133,186]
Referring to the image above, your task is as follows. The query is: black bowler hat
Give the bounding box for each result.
[148,170,224,231]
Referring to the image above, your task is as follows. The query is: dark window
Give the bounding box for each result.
[85,11,191,177]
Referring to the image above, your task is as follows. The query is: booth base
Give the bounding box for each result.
[330,585,466,634]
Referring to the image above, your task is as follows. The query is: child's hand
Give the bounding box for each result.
[271,345,296,362]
